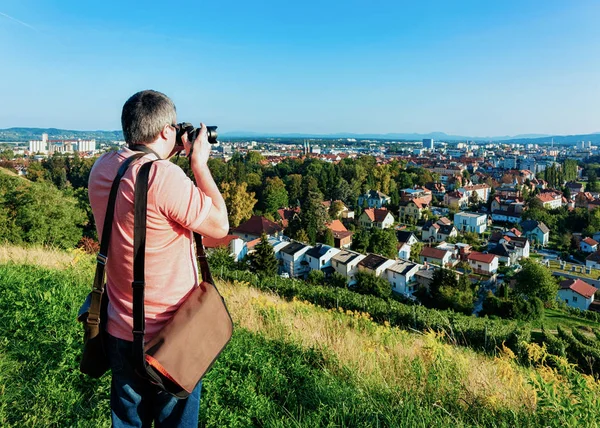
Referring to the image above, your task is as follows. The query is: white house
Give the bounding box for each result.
[453,212,488,234]
[203,235,247,262]
[558,278,597,311]
[421,220,458,243]
[359,208,395,230]
[357,254,396,278]
[358,190,391,208]
[305,244,341,272]
[580,237,599,253]
[536,192,563,210]
[586,251,600,269]
[280,242,312,278]
[466,252,499,275]
[419,246,453,267]
[396,231,419,260]
[458,184,491,204]
[385,260,421,295]
[331,250,366,286]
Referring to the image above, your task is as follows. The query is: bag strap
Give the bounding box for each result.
[86,152,146,327]
[132,161,217,373]
[132,160,156,371]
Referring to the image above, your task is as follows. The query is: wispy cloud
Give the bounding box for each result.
[0,11,37,31]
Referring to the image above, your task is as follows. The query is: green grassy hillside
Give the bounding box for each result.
[0,246,599,427]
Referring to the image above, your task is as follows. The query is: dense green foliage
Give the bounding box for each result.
[352,271,392,299]
[249,233,278,277]
[0,173,86,248]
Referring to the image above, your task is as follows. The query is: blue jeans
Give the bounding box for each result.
[107,334,202,427]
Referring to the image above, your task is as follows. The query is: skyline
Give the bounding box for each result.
[1,1,599,136]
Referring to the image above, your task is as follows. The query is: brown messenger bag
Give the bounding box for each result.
[132,160,233,398]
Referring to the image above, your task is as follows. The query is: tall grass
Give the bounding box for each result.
[1,247,600,427]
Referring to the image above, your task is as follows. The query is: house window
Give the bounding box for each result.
[573,296,578,302]
[321,260,324,266]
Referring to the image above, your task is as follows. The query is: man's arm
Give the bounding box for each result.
[185,124,229,238]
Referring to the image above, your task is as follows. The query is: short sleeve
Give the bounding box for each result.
[154,162,213,232]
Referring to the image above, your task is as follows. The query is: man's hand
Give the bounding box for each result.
[182,123,211,167]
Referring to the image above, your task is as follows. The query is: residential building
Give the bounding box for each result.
[359,208,395,229]
[444,190,468,209]
[203,235,247,262]
[331,250,366,285]
[305,244,341,274]
[580,237,599,253]
[558,278,597,311]
[232,215,284,241]
[586,251,600,269]
[396,231,419,260]
[421,219,458,243]
[466,252,498,275]
[453,212,488,234]
[280,242,312,278]
[398,198,429,223]
[535,191,563,209]
[357,254,395,277]
[520,220,550,246]
[358,190,391,209]
[385,260,421,295]
[419,246,453,267]
[458,184,491,204]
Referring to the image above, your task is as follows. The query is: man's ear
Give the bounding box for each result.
[159,124,170,141]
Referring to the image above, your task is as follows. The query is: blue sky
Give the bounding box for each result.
[1,0,599,136]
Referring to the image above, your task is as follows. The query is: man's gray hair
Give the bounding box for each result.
[121,90,176,146]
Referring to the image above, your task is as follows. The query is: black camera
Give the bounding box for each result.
[175,123,218,149]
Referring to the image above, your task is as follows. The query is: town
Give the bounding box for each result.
[2,131,600,319]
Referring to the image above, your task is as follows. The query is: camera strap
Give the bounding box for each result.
[130,144,162,160]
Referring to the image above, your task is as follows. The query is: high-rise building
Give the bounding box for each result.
[422,138,434,150]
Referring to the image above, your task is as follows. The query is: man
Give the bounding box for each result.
[88,90,229,426]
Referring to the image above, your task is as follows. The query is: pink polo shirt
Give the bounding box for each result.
[88,148,212,342]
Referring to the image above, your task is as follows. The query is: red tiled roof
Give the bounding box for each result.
[583,237,599,246]
[509,228,522,237]
[559,279,598,299]
[420,246,449,260]
[467,252,496,264]
[536,192,561,203]
[234,215,283,236]
[363,208,392,223]
[327,220,348,232]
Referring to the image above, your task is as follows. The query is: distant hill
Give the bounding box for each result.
[0,127,123,143]
[2,127,599,144]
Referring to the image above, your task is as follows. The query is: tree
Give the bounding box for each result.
[285,174,303,206]
[220,181,258,227]
[332,178,353,203]
[368,228,398,259]
[295,229,310,243]
[249,233,278,277]
[208,246,235,272]
[329,200,346,219]
[328,272,348,288]
[410,241,424,263]
[301,188,329,244]
[353,270,391,299]
[514,259,559,303]
[351,228,370,253]
[262,176,288,214]
[318,228,335,247]
[307,270,325,285]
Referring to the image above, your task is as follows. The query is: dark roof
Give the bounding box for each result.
[520,219,549,234]
[396,231,416,243]
[306,244,333,259]
[367,190,390,200]
[438,224,456,235]
[234,215,283,236]
[488,243,510,257]
[586,250,600,263]
[280,242,308,256]
[358,254,390,270]
[332,230,353,239]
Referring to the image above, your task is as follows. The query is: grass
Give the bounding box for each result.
[2,245,600,426]
[548,259,600,280]
[532,308,600,332]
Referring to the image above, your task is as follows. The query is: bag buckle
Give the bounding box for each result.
[97,253,108,265]
[132,280,145,289]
